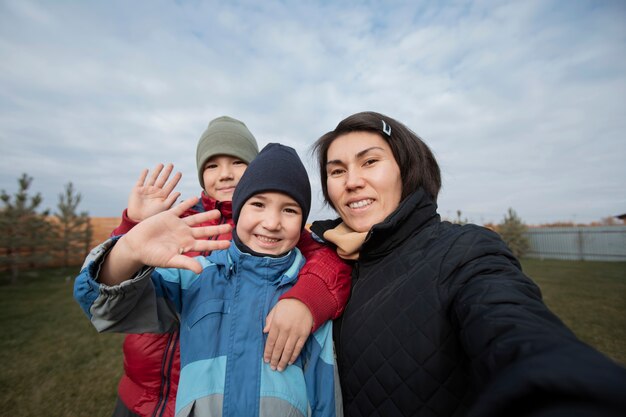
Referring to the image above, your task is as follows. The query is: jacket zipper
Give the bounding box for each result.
[202,206,225,256]
[211,212,227,240]
[151,330,179,417]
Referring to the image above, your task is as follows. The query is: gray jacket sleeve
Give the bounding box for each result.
[73,237,179,334]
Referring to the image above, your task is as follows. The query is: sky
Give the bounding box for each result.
[1,0,625,226]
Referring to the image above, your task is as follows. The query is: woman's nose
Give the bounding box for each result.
[345,169,365,190]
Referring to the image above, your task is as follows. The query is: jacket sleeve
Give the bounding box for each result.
[73,237,180,334]
[282,231,352,331]
[445,226,626,417]
[303,321,343,417]
[110,209,139,236]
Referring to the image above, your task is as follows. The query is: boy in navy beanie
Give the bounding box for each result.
[74,143,340,416]
[231,143,311,257]
[234,143,311,227]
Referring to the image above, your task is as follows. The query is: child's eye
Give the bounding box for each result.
[204,163,217,170]
[233,160,247,166]
[284,207,300,215]
[250,201,264,208]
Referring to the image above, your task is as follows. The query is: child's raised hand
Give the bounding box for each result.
[121,197,231,273]
[127,163,182,222]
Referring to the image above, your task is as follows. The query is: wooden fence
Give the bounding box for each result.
[0,217,122,271]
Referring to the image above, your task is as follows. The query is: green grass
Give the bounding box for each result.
[0,260,624,416]
[521,258,626,365]
[0,268,124,417]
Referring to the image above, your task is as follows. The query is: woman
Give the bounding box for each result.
[309,111,626,417]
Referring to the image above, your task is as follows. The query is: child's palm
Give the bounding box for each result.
[125,197,231,273]
[127,163,182,222]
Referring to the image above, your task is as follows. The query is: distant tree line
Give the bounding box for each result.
[0,173,92,283]
[450,208,530,259]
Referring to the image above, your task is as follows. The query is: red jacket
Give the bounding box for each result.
[112,193,351,417]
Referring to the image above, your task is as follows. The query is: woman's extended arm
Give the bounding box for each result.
[448,227,626,416]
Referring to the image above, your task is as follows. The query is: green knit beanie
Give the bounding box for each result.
[196,116,260,188]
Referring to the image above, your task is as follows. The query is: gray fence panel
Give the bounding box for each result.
[524,226,626,261]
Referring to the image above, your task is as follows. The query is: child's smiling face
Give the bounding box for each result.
[202,155,248,202]
[236,192,302,256]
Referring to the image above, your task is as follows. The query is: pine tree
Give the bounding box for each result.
[497,208,530,258]
[54,182,92,267]
[0,174,52,283]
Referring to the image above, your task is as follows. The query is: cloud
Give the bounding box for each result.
[1,0,625,225]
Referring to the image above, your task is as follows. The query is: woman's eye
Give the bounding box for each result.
[364,158,378,166]
[329,168,344,176]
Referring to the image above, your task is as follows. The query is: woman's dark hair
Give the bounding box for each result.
[312,111,441,209]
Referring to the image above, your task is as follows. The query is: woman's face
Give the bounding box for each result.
[326,131,403,233]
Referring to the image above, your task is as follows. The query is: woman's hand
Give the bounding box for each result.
[127,163,182,222]
[263,298,313,371]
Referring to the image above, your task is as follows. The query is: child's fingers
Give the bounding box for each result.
[184,209,224,226]
[180,238,230,256]
[263,311,277,363]
[191,239,230,253]
[263,308,275,334]
[162,171,182,195]
[146,163,165,186]
[171,197,199,216]
[135,168,149,187]
[268,332,289,371]
[274,335,306,371]
[154,163,174,188]
[190,224,232,240]
[163,191,181,209]
[275,336,298,371]
[170,255,204,274]
[288,337,306,366]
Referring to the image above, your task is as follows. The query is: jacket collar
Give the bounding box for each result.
[360,188,440,260]
[191,191,233,219]
[311,188,440,262]
[209,242,304,287]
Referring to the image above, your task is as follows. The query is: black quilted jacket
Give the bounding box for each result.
[311,189,626,417]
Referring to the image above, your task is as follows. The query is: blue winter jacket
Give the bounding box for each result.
[74,237,342,417]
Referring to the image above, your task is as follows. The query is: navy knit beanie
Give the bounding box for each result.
[232,143,311,229]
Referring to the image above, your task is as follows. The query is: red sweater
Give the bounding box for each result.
[113,193,351,417]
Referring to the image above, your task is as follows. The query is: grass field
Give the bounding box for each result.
[0,267,124,417]
[0,259,624,416]
[521,258,626,365]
